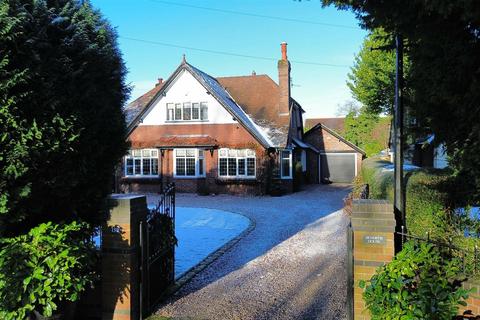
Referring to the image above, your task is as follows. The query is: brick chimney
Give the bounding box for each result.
[278,42,291,116]
[155,78,163,87]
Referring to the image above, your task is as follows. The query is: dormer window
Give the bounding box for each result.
[167,102,208,121]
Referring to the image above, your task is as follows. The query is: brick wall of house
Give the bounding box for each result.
[120,122,271,195]
[304,126,363,174]
[119,122,304,195]
[306,150,319,184]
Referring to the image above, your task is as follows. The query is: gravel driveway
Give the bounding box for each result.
[150,184,350,320]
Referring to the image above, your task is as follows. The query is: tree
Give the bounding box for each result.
[322,0,480,201]
[347,28,403,115]
[335,99,360,117]
[0,0,129,236]
[343,107,390,156]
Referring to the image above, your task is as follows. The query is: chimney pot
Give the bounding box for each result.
[281,42,288,61]
[155,78,163,87]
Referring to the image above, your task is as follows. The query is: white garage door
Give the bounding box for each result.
[320,153,357,183]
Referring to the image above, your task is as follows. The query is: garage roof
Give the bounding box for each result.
[304,123,366,156]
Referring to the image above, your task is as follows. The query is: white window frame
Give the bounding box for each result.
[173,148,206,178]
[124,149,159,177]
[166,103,175,121]
[218,148,256,179]
[166,101,208,122]
[280,149,293,179]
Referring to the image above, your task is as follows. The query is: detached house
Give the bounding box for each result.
[119,43,317,195]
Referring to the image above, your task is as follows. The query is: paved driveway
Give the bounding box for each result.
[151,184,350,320]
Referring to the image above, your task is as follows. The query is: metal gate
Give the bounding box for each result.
[347,221,354,320]
[141,183,176,317]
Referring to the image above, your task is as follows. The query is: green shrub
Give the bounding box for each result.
[0,221,96,320]
[360,241,469,319]
[359,157,453,239]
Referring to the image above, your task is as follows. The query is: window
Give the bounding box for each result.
[200,102,208,120]
[166,102,208,121]
[174,103,182,120]
[192,103,200,120]
[280,150,292,179]
[218,148,256,178]
[167,103,174,121]
[125,149,159,177]
[174,149,205,177]
[183,102,191,120]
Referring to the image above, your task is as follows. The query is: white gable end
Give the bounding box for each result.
[140,69,237,125]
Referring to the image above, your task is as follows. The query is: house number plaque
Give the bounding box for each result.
[363,235,386,245]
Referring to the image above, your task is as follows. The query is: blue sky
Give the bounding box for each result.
[90,0,367,118]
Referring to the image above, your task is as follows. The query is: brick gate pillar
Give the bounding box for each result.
[351,199,395,320]
[102,194,147,320]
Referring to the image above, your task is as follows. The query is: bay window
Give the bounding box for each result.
[218,148,256,178]
[174,149,205,177]
[166,101,208,121]
[280,149,292,179]
[125,149,159,177]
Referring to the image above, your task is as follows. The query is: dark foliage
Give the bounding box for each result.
[322,0,480,202]
[0,0,129,236]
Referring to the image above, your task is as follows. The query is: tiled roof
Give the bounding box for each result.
[124,63,296,148]
[130,133,218,149]
[216,75,290,146]
[305,118,345,133]
[125,61,274,148]
[217,75,280,123]
[124,84,163,124]
[186,64,273,147]
[304,123,366,156]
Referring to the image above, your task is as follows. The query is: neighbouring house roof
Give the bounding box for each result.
[130,134,218,149]
[304,123,366,156]
[305,117,345,133]
[125,60,275,148]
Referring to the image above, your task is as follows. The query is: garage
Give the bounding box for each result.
[304,123,366,184]
[320,153,357,183]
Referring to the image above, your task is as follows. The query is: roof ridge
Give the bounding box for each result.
[216,74,269,78]
[305,123,366,155]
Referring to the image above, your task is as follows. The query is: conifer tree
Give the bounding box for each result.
[0,0,129,236]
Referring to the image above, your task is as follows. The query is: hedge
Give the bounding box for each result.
[358,156,455,239]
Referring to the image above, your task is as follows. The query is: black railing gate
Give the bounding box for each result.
[140,183,176,317]
[347,221,354,320]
